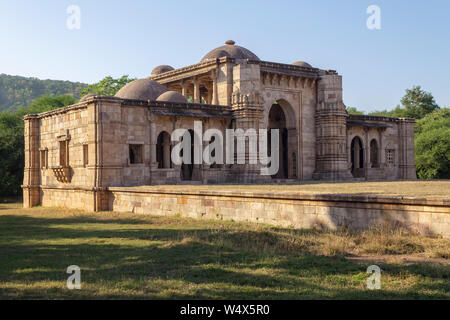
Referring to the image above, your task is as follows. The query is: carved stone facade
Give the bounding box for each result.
[23,41,416,211]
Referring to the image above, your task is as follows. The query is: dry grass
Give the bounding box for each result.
[134,180,450,198]
[0,203,449,299]
[184,223,450,260]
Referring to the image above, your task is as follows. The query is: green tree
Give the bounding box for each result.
[400,86,440,119]
[368,105,406,118]
[0,112,24,197]
[415,108,450,179]
[80,75,135,97]
[14,95,76,116]
[346,106,364,115]
[0,95,76,197]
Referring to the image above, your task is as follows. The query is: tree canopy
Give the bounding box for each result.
[415,108,450,179]
[349,86,440,119]
[401,86,440,119]
[0,111,24,197]
[80,75,135,97]
[346,107,364,115]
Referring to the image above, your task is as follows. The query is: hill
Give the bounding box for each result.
[0,74,88,111]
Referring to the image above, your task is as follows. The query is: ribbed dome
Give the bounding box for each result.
[151,65,174,76]
[201,40,260,62]
[292,61,312,68]
[156,91,187,103]
[115,79,168,101]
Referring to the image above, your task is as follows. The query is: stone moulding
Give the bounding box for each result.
[149,56,230,81]
[24,103,89,120]
[106,187,450,207]
[105,186,450,238]
[149,57,322,83]
[348,114,416,123]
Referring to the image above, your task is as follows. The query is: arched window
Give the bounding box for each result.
[370,139,379,168]
[268,103,288,179]
[156,131,171,169]
[350,136,364,178]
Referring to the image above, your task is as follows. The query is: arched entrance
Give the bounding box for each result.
[181,129,194,181]
[350,136,364,177]
[156,131,171,169]
[268,103,289,179]
[370,139,379,168]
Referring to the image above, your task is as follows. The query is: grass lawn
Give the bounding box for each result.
[0,203,449,299]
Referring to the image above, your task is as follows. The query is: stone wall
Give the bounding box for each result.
[108,187,450,239]
[347,116,416,180]
[41,187,96,211]
[38,104,93,188]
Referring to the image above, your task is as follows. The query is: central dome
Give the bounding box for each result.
[115,79,168,101]
[201,40,260,62]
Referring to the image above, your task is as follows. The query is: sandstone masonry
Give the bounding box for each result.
[23,41,420,230]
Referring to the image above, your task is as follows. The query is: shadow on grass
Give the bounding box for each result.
[0,213,448,300]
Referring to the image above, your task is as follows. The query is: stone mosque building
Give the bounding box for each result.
[23,41,416,211]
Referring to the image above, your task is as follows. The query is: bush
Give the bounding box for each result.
[415,108,450,179]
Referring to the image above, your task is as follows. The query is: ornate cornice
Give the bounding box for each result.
[348,114,415,123]
[149,56,234,82]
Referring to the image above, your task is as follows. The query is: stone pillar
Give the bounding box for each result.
[206,90,212,105]
[212,69,219,105]
[364,127,369,180]
[193,78,200,103]
[181,80,188,99]
[227,62,271,183]
[230,91,270,183]
[313,72,352,180]
[398,118,417,179]
[149,113,157,170]
[287,128,298,179]
[378,129,383,168]
[23,115,41,208]
[216,62,233,106]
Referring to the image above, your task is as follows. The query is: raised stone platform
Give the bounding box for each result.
[107,186,450,239]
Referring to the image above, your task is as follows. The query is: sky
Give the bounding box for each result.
[0,0,449,112]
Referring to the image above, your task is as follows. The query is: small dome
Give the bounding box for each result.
[115,79,168,101]
[201,40,260,62]
[80,94,96,102]
[151,65,174,76]
[292,61,313,68]
[156,91,187,103]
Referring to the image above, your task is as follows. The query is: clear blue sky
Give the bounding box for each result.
[0,0,448,112]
